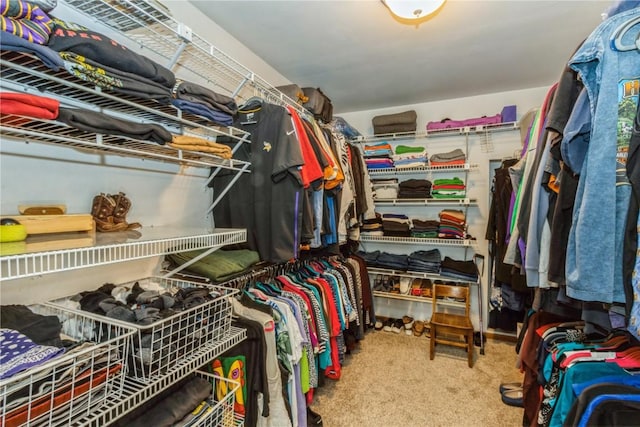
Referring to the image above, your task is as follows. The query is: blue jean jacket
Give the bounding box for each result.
[565,8,640,303]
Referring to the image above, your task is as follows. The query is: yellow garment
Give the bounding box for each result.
[170,135,232,159]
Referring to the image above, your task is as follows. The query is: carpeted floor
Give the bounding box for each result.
[312,330,524,427]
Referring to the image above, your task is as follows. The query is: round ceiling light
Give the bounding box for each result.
[382,0,446,23]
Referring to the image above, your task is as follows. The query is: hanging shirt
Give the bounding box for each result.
[214,102,305,263]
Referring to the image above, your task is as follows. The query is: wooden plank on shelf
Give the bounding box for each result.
[1,214,95,235]
[0,231,96,256]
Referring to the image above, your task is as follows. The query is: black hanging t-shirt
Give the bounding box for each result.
[213,102,305,263]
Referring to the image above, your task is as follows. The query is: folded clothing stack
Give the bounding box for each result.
[426,113,502,131]
[363,142,393,157]
[0,305,65,380]
[408,249,442,273]
[171,79,238,127]
[360,215,383,236]
[165,248,260,283]
[398,179,432,199]
[440,256,478,282]
[357,250,381,266]
[363,142,394,170]
[372,110,417,135]
[432,177,466,199]
[112,374,213,427]
[411,219,440,238]
[392,145,427,169]
[382,213,411,237]
[376,252,410,270]
[429,148,466,167]
[372,178,399,199]
[438,209,466,239]
[169,135,233,159]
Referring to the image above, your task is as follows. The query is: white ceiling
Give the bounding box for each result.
[192,0,610,114]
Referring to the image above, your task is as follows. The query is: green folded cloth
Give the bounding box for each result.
[411,231,439,238]
[166,248,260,282]
[431,193,466,199]
[433,177,465,186]
[395,145,426,155]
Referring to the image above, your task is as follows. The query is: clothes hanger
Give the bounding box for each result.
[610,15,640,52]
[560,338,638,368]
[238,96,264,124]
[607,346,640,369]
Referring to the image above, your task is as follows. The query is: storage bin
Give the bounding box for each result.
[48,277,239,382]
[193,371,242,427]
[0,304,136,427]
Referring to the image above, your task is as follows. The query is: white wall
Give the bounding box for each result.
[164,1,291,88]
[340,86,550,333]
[0,0,292,305]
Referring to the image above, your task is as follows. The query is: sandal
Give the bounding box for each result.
[421,279,433,298]
[410,278,422,296]
[501,389,524,408]
[499,382,523,394]
[412,320,425,337]
[399,277,412,295]
[390,277,401,294]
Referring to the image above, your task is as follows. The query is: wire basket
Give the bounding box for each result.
[48,277,238,382]
[0,304,136,427]
[193,371,243,427]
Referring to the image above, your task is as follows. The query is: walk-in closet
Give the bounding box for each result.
[1,1,639,426]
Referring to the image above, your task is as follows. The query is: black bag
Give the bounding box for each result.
[275,84,307,104]
[302,87,333,122]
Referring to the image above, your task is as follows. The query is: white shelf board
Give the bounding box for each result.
[357,121,519,143]
[367,267,478,285]
[367,163,477,176]
[0,227,246,280]
[373,290,465,308]
[374,198,476,207]
[359,234,476,247]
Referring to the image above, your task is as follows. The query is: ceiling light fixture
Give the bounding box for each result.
[382,0,446,25]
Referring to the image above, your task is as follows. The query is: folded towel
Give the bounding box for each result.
[430,148,466,163]
[395,145,426,155]
[372,110,417,127]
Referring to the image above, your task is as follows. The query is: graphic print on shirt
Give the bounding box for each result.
[617,78,639,167]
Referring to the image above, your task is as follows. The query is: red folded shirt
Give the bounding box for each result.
[0,92,59,120]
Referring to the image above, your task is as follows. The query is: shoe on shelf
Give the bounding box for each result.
[390,277,401,294]
[399,277,412,294]
[402,315,414,330]
[499,381,523,394]
[501,389,524,408]
[412,320,425,337]
[410,278,422,296]
[383,318,395,332]
[421,279,433,298]
[391,319,404,334]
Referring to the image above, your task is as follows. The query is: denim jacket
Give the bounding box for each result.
[565,8,640,303]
